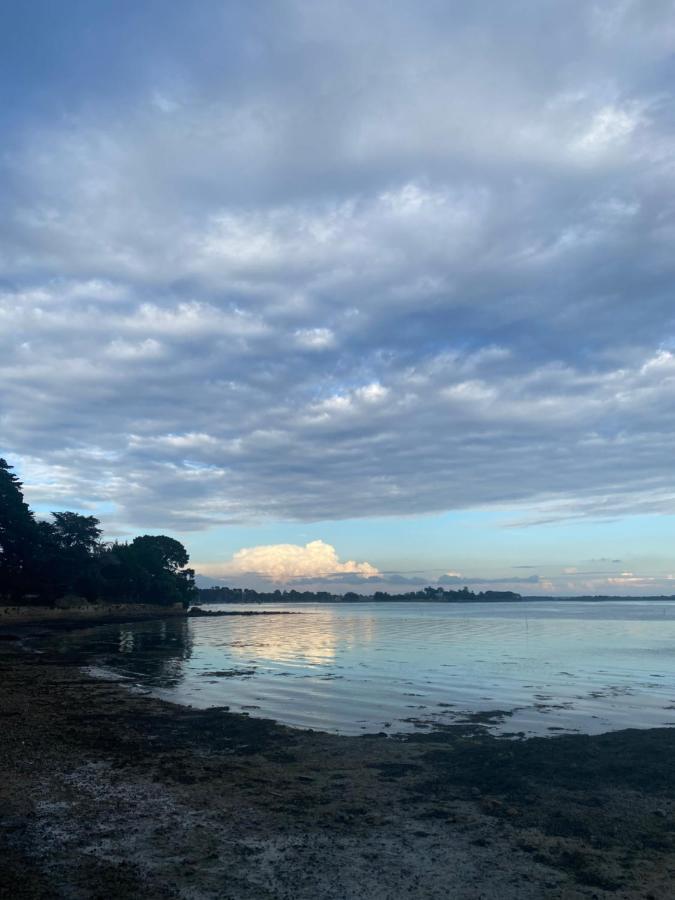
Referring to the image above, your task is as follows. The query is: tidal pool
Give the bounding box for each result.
[47,600,675,737]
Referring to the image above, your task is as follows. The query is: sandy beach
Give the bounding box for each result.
[1,622,674,899]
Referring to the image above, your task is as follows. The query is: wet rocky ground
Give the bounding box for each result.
[2,626,675,899]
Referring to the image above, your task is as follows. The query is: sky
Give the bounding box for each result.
[2,1,675,595]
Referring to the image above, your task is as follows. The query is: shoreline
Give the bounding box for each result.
[200,597,675,601]
[0,606,300,631]
[2,626,675,898]
[3,592,674,632]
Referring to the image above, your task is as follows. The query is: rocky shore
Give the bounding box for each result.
[2,627,675,899]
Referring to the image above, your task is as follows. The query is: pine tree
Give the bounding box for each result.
[0,458,38,599]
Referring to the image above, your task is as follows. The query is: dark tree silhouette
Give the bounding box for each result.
[196,585,523,604]
[50,512,102,554]
[131,535,189,573]
[128,535,195,606]
[0,458,39,599]
[0,457,196,607]
[99,536,196,607]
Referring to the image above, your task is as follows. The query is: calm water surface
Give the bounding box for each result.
[48,601,675,737]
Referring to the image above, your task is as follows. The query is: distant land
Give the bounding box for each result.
[195,584,675,604]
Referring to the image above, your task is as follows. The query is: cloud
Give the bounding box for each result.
[1,2,675,533]
[201,540,379,584]
[294,327,335,349]
[437,573,542,586]
[194,554,675,596]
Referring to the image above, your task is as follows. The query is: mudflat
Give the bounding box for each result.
[2,631,675,899]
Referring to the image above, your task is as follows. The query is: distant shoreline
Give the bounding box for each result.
[194,594,675,604]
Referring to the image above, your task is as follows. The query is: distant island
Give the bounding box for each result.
[197,586,675,604]
[197,585,523,603]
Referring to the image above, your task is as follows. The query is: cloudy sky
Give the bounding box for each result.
[3,1,675,595]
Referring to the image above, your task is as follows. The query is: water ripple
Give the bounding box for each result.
[51,600,675,737]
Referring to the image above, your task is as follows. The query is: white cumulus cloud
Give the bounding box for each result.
[207,540,380,583]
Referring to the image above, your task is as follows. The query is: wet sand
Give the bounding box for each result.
[2,626,675,899]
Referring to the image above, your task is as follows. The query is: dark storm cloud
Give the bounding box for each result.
[2,1,675,528]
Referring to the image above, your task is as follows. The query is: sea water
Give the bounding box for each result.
[48,600,675,737]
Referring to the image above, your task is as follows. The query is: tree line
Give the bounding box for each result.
[197,585,523,604]
[0,458,196,607]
